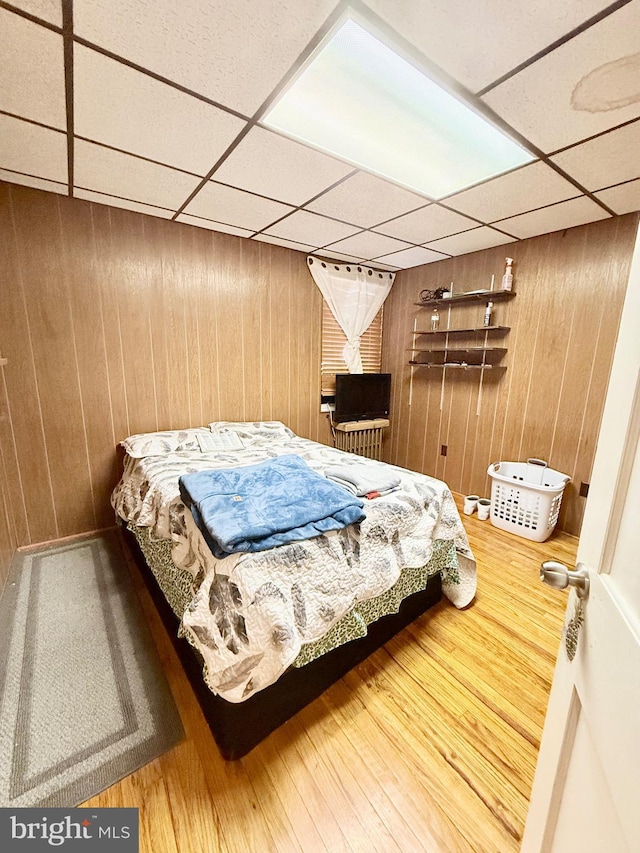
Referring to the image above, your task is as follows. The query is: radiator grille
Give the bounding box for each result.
[333,421,388,460]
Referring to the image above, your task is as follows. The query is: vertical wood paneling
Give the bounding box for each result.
[11,189,95,536]
[58,196,117,529]
[0,371,18,591]
[0,182,328,546]
[0,184,56,543]
[383,213,639,536]
[214,232,246,422]
[111,208,158,437]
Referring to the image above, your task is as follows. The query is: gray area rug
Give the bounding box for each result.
[0,530,184,807]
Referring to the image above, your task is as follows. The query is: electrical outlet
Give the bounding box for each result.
[579,481,589,498]
[441,444,448,457]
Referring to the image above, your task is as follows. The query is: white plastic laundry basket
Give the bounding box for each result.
[487,458,570,542]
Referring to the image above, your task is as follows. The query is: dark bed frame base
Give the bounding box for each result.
[123,527,442,760]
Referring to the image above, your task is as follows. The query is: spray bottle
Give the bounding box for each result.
[501,257,514,292]
[483,302,494,327]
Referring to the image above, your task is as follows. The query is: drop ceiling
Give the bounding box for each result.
[1,0,639,269]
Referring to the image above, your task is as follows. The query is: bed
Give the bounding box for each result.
[112,421,476,758]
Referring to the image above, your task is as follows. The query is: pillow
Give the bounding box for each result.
[208,421,296,442]
[120,427,211,458]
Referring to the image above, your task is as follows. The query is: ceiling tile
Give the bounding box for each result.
[316,250,367,263]
[551,121,640,191]
[482,3,640,152]
[374,246,449,269]
[368,263,400,272]
[176,214,255,237]
[74,46,246,177]
[264,210,360,246]
[184,182,294,232]
[0,9,65,129]
[9,1,62,26]
[426,227,516,256]
[444,162,579,222]
[324,231,411,260]
[594,179,640,215]
[494,196,610,239]
[213,127,353,205]
[0,114,67,183]
[0,170,67,195]
[252,234,316,253]
[306,171,427,228]
[365,0,612,93]
[74,139,200,209]
[74,188,174,218]
[374,204,477,243]
[73,0,338,115]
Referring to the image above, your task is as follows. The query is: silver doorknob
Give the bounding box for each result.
[540,561,590,599]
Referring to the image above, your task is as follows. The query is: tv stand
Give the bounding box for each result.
[334,418,390,460]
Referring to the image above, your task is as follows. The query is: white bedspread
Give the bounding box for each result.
[112,427,476,702]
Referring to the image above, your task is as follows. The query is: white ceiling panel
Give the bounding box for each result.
[494,196,610,239]
[8,1,62,27]
[74,46,246,176]
[426,227,515,256]
[0,170,67,195]
[74,139,200,209]
[482,3,640,153]
[252,234,316,253]
[362,261,400,271]
[0,114,67,183]
[444,162,580,222]
[594,179,640,215]
[0,9,65,129]
[306,171,427,228]
[316,250,367,263]
[364,0,612,93]
[184,181,294,232]
[373,204,478,243]
[373,246,450,268]
[324,231,411,260]
[213,126,353,206]
[73,0,338,116]
[74,188,174,218]
[264,210,360,246]
[551,121,640,191]
[176,214,255,237]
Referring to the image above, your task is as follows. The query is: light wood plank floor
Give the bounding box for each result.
[83,495,578,852]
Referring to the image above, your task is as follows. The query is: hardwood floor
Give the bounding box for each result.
[83,496,577,852]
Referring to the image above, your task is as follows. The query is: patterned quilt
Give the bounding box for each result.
[112,422,476,703]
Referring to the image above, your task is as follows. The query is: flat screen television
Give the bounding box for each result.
[334,373,391,423]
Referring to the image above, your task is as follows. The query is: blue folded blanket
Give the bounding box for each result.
[179,454,366,558]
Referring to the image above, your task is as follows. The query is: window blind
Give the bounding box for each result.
[321,300,383,394]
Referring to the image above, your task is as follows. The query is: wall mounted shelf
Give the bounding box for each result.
[407,347,507,356]
[415,290,516,307]
[408,362,507,371]
[414,325,510,335]
[409,286,516,414]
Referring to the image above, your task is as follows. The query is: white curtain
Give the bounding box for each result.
[307,257,395,373]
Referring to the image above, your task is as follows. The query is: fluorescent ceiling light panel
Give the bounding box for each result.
[263,18,534,199]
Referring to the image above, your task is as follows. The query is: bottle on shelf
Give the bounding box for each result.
[501,257,514,291]
[430,307,440,331]
[483,302,494,327]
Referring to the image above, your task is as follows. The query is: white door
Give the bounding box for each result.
[521,223,640,853]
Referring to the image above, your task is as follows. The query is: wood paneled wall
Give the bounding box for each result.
[0,367,18,590]
[382,213,639,536]
[0,182,330,548]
